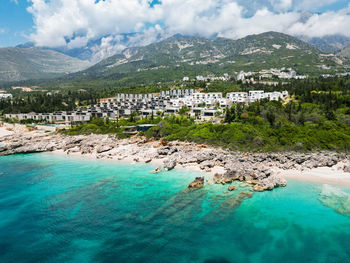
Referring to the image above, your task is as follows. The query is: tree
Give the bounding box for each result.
[179,106,189,116]
[224,106,236,123]
[266,109,276,127]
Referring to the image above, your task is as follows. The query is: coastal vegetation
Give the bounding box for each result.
[61,78,350,152]
[2,76,350,152]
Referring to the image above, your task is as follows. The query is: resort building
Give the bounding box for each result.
[4,89,289,123]
[0,94,13,99]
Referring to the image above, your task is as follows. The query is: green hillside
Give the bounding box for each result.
[73,31,342,85]
[0,47,91,82]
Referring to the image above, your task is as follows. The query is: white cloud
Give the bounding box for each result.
[0,28,5,34]
[26,0,350,61]
[27,0,162,47]
[219,8,300,39]
[269,0,292,11]
[89,26,166,63]
[288,9,350,38]
[11,0,19,5]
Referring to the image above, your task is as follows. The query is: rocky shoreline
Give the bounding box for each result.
[1,129,350,192]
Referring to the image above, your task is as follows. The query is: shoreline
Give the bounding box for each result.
[0,124,350,190]
[49,149,224,180]
[50,149,350,187]
[277,167,350,187]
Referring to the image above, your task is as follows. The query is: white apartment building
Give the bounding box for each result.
[226,92,248,103]
[0,94,13,99]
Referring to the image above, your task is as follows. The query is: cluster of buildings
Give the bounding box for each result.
[237,68,307,81]
[322,72,350,78]
[182,68,308,83]
[4,89,288,124]
[0,94,13,99]
[183,74,231,82]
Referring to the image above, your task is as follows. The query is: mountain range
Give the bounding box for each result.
[18,33,350,63]
[1,32,350,84]
[70,32,343,85]
[299,35,350,54]
[0,47,91,82]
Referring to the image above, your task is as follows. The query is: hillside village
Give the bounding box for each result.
[182,67,308,84]
[4,88,288,125]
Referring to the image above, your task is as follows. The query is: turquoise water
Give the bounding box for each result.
[0,153,350,263]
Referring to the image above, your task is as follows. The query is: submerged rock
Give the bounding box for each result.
[319,184,350,217]
[188,177,204,189]
[228,186,237,191]
[206,178,214,185]
[220,191,253,209]
[150,167,162,174]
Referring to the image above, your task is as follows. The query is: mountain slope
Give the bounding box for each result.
[338,45,350,64]
[339,45,350,57]
[0,47,91,82]
[300,35,350,54]
[73,31,338,85]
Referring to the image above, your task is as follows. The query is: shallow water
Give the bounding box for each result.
[0,153,350,263]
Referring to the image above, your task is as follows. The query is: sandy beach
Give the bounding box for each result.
[277,166,350,186]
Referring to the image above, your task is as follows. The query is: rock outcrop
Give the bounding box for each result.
[163,158,176,171]
[188,177,204,189]
[150,167,162,174]
[253,174,287,192]
[1,128,349,192]
[228,186,237,191]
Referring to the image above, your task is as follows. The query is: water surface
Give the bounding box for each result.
[0,153,349,263]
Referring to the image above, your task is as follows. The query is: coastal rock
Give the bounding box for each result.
[160,138,168,146]
[343,164,350,173]
[188,177,204,189]
[67,146,80,154]
[228,186,237,191]
[157,146,171,155]
[201,160,215,168]
[80,146,93,154]
[3,127,350,194]
[213,170,239,184]
[144,158,152,163]
[163,158,176,171]
[96,145,113,154]
[196,151,213,163]
[150,167,162,174]
[253,174,287,192]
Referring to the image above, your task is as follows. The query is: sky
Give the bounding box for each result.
[1,0,350,61]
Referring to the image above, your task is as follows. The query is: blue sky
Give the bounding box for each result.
[0,0,350,48]
[0,1,33,46]
[317,0,349,12]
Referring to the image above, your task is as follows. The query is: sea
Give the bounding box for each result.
[0,153,350,263]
